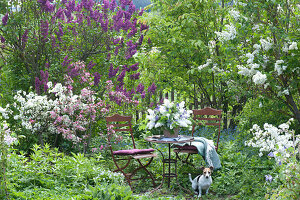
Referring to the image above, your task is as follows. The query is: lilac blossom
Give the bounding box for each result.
[87,61,96,70]
[128,3,136,15]
[2,13,8,26]
[94,72,101,86]
[108,64,119,78]
[110,0,117,11]
[122,65,130,72]
[1,36,5,43]
[117,70,126,82]
[136,83,144,94]
[130,72,140,80]
[127,27,137,38]
[141,91,145,98]
[82,0,94,11]
[38,0,55,12]
[148,82,157,94]
[114,45,121,55]
[35,77,42,94]
[138,9,144,16]
[129,63,139,71]
[62,55,72,67]
[55,8,65,20]
[125,40,137,59]
[138,34,144,45]
[103,0,109,10]
[41,19,49,41]
[140,23,149,32]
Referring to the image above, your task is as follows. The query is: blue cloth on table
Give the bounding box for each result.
[175,137,222,170]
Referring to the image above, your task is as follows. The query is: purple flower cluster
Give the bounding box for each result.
[35,70,49,94]
[136,83,144,94]
[94,72,101,86]
[140,23,149,32]
[55,24,64,42]
[1,36,5,43]
[41,20,49,42]
[122,65,130,72]
[108,64,119,78]
[62,55,72,67]
[87,61,96,70]
[129,63,139,71]
[125,40,137,59]
[38,0,55,12]
[148,82,157,94]
[117,70,126,83]
[82,0,95,11]
[130,72,140,80]
[2,13,8,26]
[138,9,144,16]
[110,0,117,11]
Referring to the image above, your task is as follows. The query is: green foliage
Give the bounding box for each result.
[6,144,133,199]
[236,98,290,132]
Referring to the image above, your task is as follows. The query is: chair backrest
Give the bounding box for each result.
[191,107,222,151]
[106,114,136,149]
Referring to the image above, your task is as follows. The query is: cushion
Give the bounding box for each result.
[113,148,155,155]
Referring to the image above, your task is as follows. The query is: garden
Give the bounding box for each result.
[0,0,299,199]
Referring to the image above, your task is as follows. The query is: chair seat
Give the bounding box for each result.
[113,148,155,155]
[174,144,198,150]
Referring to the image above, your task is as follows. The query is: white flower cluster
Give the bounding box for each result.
[146,99,192,130]
[278,89,289,97]
[215,24,237,43]
[1,121,17,147]
[13,91,55,132]
[229,9,240,21]
[198,59,212,70]
[260,37,273,51]
[252,71,267,85]
[96,170,124,184]
[245,119,299,160]
[274,60,287,75]
[0,105,12,119]
[282,41,298,52]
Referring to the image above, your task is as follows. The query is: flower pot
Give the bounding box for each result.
[163,128,179,138]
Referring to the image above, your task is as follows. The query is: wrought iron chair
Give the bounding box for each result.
[106,114,157,191]
[173,107,222,166]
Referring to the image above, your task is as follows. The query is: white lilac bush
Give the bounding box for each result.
[245,118,299,160]
[245,119,300,199]
[146,99,192,132]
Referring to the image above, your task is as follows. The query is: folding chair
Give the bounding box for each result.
[173,107,222,166]
[106,114,157,191]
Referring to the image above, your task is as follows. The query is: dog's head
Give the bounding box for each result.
[200,166,213,179]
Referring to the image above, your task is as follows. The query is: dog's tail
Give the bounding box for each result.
[188,173,193,183]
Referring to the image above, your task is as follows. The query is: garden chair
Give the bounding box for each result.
[173,107,222,166]
[106,114,157,191]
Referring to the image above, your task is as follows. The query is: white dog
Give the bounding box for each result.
[188,166,213,197]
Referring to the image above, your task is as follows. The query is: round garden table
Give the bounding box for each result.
[145,135,194,192]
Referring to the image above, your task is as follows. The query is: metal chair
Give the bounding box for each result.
[173,107,222,165]
[106,114,157,191]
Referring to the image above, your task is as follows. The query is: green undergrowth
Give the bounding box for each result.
[4,128,282,200]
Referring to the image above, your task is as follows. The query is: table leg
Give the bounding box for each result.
[168,143,171,188]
